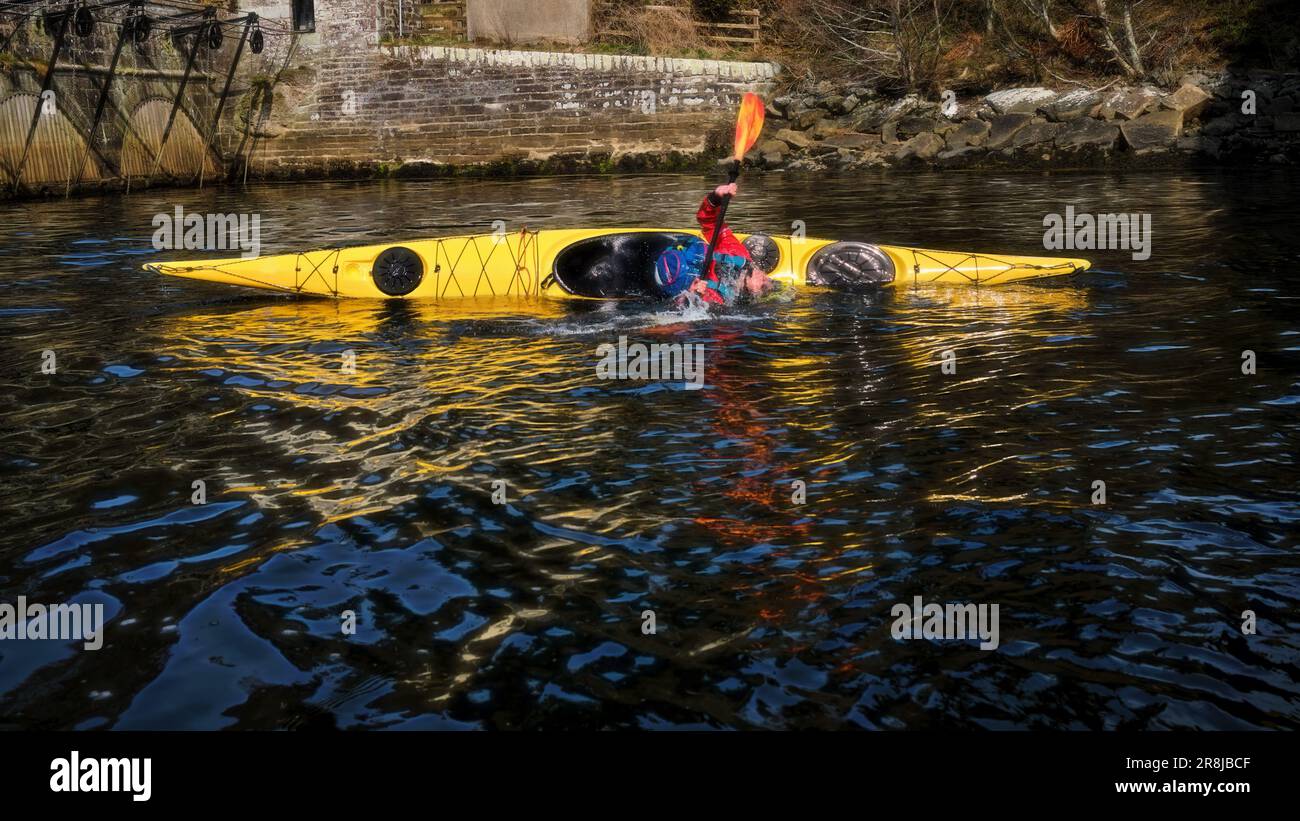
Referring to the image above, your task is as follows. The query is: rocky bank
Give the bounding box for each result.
[748,70,1300,172]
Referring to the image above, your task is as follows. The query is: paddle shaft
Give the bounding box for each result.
[700,161,741,283]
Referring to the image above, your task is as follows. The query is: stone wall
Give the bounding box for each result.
[251,41,779,177]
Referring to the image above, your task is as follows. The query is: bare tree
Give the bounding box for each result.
[1018,0,1062,41]
[803,0,949,92]
[1093,0,1146,76]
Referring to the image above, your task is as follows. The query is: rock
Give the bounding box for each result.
[856,95,937,131]
[1275,113,1300,131]
[1098,87,1162,120]
[786,156,827,172]
[1179,70,1230,96]
[810,119,846,139]
[936,146,985,167]
[758,138,791,158]
[793,109,826,130]
[775,128,813,149]
[1120,109,1184,152]
[895,132,945,161]
[945,118,991,148]
[895,116,939,139]
[953,100,994,121]
[887,93,933,117]
[850,101,891,132]
[761,151,785,167]
[1056,117,1120,150]
[1201,114,1242,137]
[834,148,862,167]
[1229,80,1271,104]
[985,87,1059,115]
[984,113,1035,149]
[818,94,860,115]
[1176,135,1220,156]
[823,133,876,149]
[881,120,899,143]
[1041,89,1101,122]
[1010,119,1061,147]
[771,95,794,116]
[1161,83,1213,121]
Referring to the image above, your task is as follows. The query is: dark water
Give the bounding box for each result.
[1,170,1298,730]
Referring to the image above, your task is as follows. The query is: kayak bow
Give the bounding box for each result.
[144,228,1090,300]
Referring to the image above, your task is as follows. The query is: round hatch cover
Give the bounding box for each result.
[742,234,781,273]
[371,247,424,296]
[806,242,895,289]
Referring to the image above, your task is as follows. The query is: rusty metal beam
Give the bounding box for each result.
[145,9,210,181]
[66,8,136,194]
[199,14,254,187]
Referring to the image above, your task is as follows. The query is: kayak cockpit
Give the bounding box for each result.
[550,231,699,298]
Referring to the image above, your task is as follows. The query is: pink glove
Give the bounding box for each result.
[714,183,738,199]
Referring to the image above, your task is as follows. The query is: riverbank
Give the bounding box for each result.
[240,67,1300,183]
[748,71,1300,173]
[64,68,1300,189]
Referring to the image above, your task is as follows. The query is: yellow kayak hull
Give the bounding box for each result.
[145,228,1089,299]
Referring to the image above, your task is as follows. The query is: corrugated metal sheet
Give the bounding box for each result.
[120,97,220,181]
[0,93,101,187]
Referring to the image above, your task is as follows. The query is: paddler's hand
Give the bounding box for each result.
[714,183,738,199]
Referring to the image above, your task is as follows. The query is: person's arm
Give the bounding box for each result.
[696,183,738,250]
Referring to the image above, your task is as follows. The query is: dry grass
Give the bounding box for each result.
[601,2,733,59]
[617,5,708,54]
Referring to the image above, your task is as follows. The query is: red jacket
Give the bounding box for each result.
[695,193,752,304]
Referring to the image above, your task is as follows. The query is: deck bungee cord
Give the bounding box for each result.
[902,248,1085,286]
[150,229,549,300]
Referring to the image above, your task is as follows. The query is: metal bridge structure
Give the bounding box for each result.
[0,0,272,196]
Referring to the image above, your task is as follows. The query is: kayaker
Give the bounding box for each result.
[654,182,779,307]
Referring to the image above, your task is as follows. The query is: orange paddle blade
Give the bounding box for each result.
[732,92,766,160]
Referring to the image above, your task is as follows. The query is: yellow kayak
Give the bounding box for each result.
[144,228,1089,300]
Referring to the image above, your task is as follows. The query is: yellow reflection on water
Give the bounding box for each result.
[158,283,1093,555]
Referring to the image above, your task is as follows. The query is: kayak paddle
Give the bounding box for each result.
[700,92,766,282]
